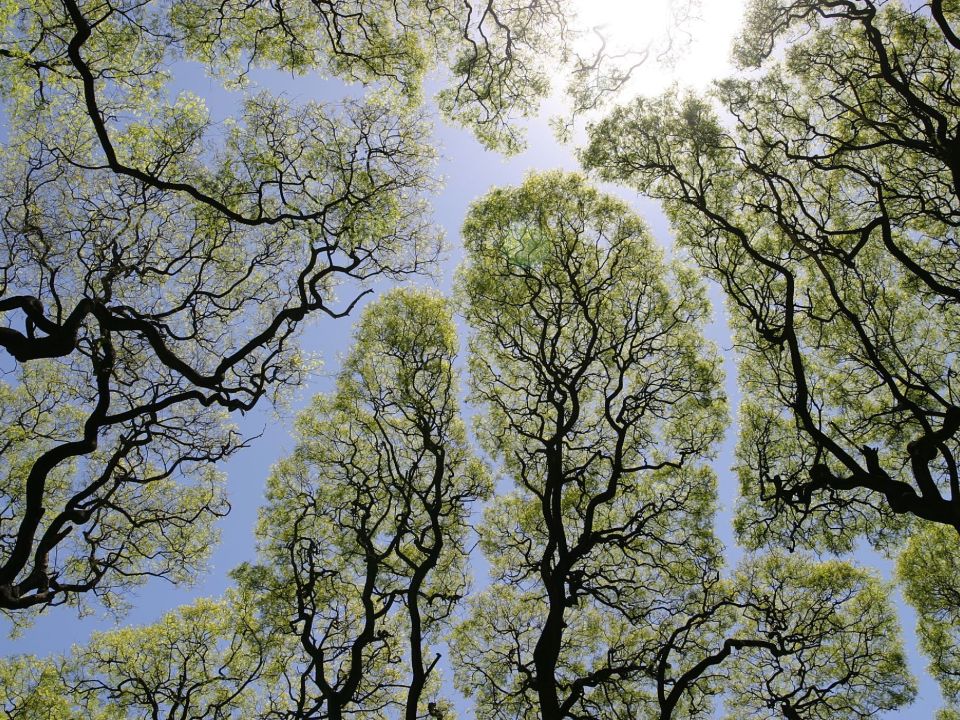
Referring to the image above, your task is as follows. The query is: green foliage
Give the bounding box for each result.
[66,592,272,719]
[241,287,488,718]
[899,523,960,717]
[0,0,445,613]
[2,0,573,152]
[0,361,230,625]
[2,0,944,709]
[726,552,915,719]
[451,172,913,720]
[458,171,727,484]
[583,3,960,713]
[0,656,72,719]
[453,171,726,718]
[0,591,271,719]
[583,3,959,551]
[0,178,919,719]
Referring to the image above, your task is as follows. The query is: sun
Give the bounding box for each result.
[571,0,749,94]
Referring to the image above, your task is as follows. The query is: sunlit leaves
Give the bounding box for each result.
[243,288,488,718]
[453,171,728,719]
[900,523,960,718]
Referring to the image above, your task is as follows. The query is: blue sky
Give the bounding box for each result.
[1,3,945,716]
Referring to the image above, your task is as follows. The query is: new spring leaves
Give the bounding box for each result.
[3,0,960,718]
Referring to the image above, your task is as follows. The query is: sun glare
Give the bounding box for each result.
[572,0,748,94]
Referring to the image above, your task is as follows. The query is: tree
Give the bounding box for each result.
[0,0,604,617]
[0,589,274,719]
[0,177,916,719]
[899,522,960,720]
[235,287,489,720]
[0,655,72,720]
[3,0,574,154]
[450,170,726,719]
[583,0,960,552]
[0,0,572,616]
[0,86,441,614]
[449,172,912,719]
[0,0,689,619]
[669,552,913,720]
[69,592,275,719]
[1,0,454,614]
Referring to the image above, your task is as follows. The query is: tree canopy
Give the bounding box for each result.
[0,0,684,619]
[581,0,960,712]
[3,0,960,717]
[0,0,603,615]
[1,173,919,718]
[450,172,912,720]
[584,0,960,548]
[235,287,489,720]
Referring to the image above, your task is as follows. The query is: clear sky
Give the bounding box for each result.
[1,1,944,716]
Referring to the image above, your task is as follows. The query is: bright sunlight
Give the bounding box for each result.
[573,0,749,94]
